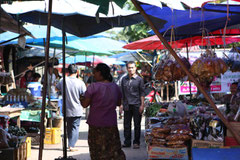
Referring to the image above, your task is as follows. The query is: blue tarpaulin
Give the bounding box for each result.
[137,0,240,41]
[0,25,131,56]
[2,0,144,37]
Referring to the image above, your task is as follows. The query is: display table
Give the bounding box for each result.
[20,109,51,122]
[0,107,23,127]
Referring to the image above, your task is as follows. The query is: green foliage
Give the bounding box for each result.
[115,22,151,43]
[145,103,163,117]
[8,126,27,137]
[113,0,151,43]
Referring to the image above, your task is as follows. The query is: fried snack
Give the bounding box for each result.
[166,140,184,146]
[168,144,186,148]
[151,138,166,145]
[152,127,171,134]
[151,132,167,139]
[170,129,192,135]
[166,134,191,141]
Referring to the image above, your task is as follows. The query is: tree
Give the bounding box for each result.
[112,0,151,43]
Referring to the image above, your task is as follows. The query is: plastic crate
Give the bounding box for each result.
[44,128,53,144]
[52,128,62,144]
[44,128,62,144]
[26,137,31,158]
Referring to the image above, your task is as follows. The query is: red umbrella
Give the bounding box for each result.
[123,35,240,50]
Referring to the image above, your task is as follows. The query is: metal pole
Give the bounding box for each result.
[62,21,68,159]
[131,0,240,144]
[39,0,53,159]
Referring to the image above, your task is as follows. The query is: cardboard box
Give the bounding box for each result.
[226,122,240,138]
[192,139,224,148]
[147,145,188,160]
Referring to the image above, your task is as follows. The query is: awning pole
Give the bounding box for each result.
[131,0,240,144]
[39,0,53,159]
[62,20,68,159]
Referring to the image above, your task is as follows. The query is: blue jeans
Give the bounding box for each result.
[66,117,81,147]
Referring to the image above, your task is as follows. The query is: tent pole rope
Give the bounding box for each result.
[38,0,53,159]
[186,43,192,100]
[136,51,152,67]
[131,0,240,144]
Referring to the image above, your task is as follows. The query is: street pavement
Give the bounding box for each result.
[28,112,148,160]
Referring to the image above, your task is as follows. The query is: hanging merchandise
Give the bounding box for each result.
[153,55,191,82]
[190,50,228,83]
[223,51,240,72]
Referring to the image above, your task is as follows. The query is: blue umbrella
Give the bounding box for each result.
[138,0,240,41]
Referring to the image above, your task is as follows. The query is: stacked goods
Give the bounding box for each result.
[0,72,13,85]
[190,50,228,83]
[153,57,191,82]
[146,118,192,148]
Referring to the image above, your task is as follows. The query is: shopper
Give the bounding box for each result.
[81,63,126,160]
[120,61,145,149]
[56,64,86,151]
[20,70,34,88]
[41,64,57,97]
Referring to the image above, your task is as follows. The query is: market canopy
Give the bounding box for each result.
[109,52,152,61]
[2,0,144,37]
[123,35,240,50]
[82,0,127,15]
[0,25,132,56]
[0,7,33,37]
[137,0,240,41]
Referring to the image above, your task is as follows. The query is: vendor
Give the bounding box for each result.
[223,82,240,105]
[20,70,34,88]
[222,82,240,121]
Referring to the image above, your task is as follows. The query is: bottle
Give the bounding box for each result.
[9,95,12,103]
[25,95,28,103]
[21,95,24,102]
[13,95,16,103]
[17,95,20,102]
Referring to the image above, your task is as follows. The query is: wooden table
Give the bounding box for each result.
[0,107,24,127]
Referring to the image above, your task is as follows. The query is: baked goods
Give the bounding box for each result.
[154,57,191,82]
[190,50,228,83]
[166,134,191,141]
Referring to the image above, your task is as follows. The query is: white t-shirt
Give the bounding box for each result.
[56,76,86,117]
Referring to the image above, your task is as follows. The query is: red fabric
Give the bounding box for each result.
[210,29,240,35]
[20,77,27,88]
[123,35,240,50]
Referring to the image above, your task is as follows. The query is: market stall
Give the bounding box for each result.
[131,0,240,159]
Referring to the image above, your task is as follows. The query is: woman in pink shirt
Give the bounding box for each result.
[81,63,125,160]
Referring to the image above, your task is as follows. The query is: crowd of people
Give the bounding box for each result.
[55,62,145,160]
[17,61,240,160]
